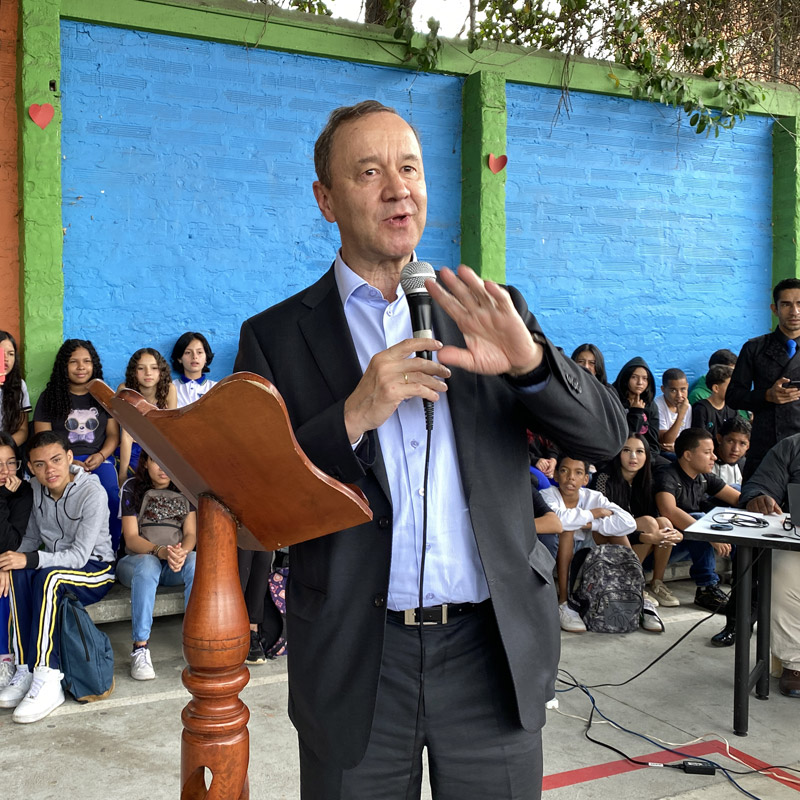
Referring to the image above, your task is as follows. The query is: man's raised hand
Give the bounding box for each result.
[425,266,542,378]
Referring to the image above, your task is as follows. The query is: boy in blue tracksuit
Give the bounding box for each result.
[0,430,115,723]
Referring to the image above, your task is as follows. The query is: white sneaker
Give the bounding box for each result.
[0,657,15,689]
[12,666,65,723]
[0,665,32,708]
[559,602,586,633]
[642,590,659,608]
[650,579,680,607]
[640,599,665,633]
[130,646,155,681]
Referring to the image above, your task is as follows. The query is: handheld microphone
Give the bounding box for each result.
[400,261,436,361]
[400,261,437,430]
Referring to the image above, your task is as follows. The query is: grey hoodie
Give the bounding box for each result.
[19,464,114,569]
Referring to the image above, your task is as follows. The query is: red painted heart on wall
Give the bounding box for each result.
[488,153,508,174]
[29,103,55,130]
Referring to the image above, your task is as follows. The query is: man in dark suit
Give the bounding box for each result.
[728,278,800,482]
[713,278,800,648]
[235,100,627,799]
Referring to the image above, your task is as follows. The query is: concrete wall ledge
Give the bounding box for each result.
[88,583,185,625]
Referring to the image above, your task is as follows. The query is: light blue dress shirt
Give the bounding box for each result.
[334,253,490,611]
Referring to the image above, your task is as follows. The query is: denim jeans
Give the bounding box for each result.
[643,539,719,587]
[116,552,196,643]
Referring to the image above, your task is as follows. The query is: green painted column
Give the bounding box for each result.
[773,117,800,284]
[17,0,62,399]
[460,70,507,283]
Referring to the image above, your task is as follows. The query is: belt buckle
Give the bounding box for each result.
[403,605,447,625]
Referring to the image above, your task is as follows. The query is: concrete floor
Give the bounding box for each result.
[2,579,798,799]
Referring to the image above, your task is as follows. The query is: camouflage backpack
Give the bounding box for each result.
[568,544,644,633]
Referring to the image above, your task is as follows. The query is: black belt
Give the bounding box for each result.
[387,601,488,626]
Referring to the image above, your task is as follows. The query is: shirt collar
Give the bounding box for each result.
[179,374,207,386]
[774,326,799,345]
[333,250,416,309]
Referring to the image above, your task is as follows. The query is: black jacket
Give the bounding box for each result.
[235,266,628,767]
[727,328,800,479]
[739,433,800,510]
[0,480,33,553]
[612,357,661,459]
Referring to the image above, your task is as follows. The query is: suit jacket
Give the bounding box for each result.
[727,329,800,476]
[235,266,627,768]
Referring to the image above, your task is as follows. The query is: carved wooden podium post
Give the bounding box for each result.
[90,375,371,800]
[181,496,251,799]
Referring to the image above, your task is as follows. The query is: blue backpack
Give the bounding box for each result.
[58,592,115,703]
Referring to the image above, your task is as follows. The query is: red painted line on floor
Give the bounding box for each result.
[543,741,718,790]
[543,739,800,792]
[720,742,800,792]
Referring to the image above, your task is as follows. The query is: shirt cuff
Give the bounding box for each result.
[25,551,40,569]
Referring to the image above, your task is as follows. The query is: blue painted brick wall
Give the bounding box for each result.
[60,21,463,386]
[506,84,774,386]
[60,21,775,394]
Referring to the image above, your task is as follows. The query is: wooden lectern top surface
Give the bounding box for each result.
[89,373,371,551]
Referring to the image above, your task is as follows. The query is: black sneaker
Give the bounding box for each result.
[245,631,267,665]
[695,584,730,614]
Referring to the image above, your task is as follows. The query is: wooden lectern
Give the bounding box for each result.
[89,374,371,800]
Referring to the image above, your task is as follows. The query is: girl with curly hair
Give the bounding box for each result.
[117,348,177,483]
[33,339,121,549]
[0,332,32,447]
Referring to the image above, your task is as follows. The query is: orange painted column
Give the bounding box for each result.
[0,0,20,340]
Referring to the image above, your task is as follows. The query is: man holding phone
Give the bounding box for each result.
[728,278,800,481]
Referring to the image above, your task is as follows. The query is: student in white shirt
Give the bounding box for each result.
[541,455,637,632]
[655,367,691,453]
[171,332,217,408]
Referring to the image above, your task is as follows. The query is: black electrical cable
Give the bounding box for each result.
[558,668,799,795]
[556,671,765,800]
[414,425,434,723]
[575,549,765,690]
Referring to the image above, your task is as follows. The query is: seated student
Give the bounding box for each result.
[34,340,121,551]
[594,434,683,608]
[528,429,558,487]
[0,331,32,447]
[0,432,33,689]
[655,368,691,454]
[713,416,751,489]
[117,348,177,484]
[688,349,738,405]
[691,364,735,438]
[571,343,609,386]
[733,433,800,694]
[540,456,639,633]
[171,332,217,408]
[0,431,115,723]
[116,450,196,681]
[531,483,562,560]
[654,428,740,612]
[238,548,283,665]
[611,357,661,460]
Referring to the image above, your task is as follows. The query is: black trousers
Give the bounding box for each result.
[237,548,283,644]
[299,604,544,800]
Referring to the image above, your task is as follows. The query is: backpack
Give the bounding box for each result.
[58,591,115,703]
[568,544,644,633]
[137,488,191,547]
